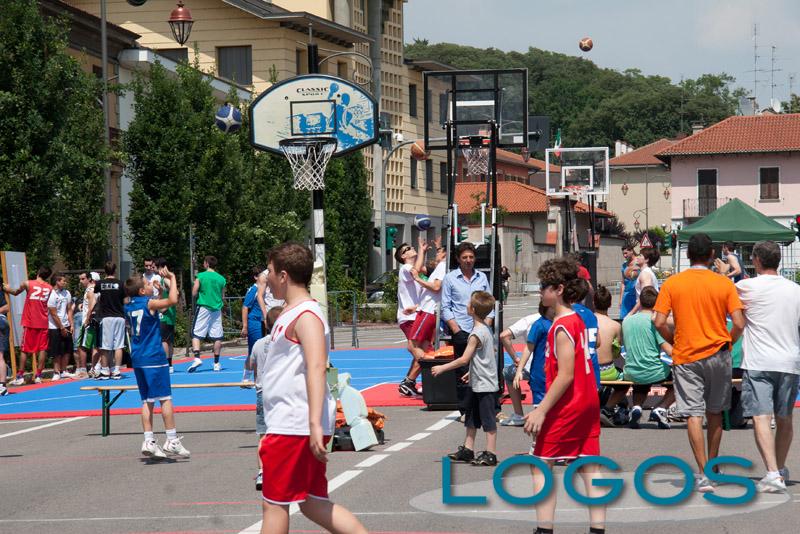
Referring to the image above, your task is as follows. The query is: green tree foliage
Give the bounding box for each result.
[0,0,110,270]
[405,40,744,149]
[123,60,308,296]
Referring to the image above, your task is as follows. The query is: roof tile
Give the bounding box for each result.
[609,139,676,166]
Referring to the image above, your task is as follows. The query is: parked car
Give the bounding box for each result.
[366,270,397,302]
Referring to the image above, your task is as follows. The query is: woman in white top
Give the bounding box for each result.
[628,246,661,317]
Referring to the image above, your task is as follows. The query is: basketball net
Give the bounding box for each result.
[279,138,337,190]
[460,137,490,176]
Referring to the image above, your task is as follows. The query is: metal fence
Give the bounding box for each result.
[327,291,359,349]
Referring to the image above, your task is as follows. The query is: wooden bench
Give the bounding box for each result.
[80,382,254,437]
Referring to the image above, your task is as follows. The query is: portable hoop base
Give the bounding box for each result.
[279,137,338,190]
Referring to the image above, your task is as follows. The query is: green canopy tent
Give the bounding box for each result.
[678,198,795,244]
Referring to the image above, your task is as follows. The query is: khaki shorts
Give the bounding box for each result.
[673,348,732,417]
[741,370,800,418]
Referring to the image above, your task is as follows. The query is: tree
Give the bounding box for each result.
[0,0,110,270]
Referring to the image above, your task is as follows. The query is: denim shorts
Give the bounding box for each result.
[255,388,266,435]
[741,370,800,418]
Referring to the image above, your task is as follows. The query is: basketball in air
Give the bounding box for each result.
[414,214,432,231]
[410,140,429,161]
[215,104,242,133]
[579,37,593,52]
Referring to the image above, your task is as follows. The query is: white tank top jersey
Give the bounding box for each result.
[261,300,336,436]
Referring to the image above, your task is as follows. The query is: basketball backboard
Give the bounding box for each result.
[249,74,378,156]
[423,69,528,150]
[545,147,609,197]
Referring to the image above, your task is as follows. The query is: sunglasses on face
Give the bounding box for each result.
[400,246,412,255]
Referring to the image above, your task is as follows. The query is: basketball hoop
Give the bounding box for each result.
[562,185,588,198]
[279,137,337,190]
[460,136,490,176]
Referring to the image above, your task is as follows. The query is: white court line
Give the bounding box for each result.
[0,418,66,424]
[426,411,461,431]
[0,417,86,440]
[407,432,431,441]
[355,454,389,468]
[384,441,412,452]
[0,393,95,407]
[0,513,260,524]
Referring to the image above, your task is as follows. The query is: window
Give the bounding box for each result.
[425,160,434,191]
[759,167,779,200]
[697,169,717,216]
[295,49,304,75]
[337,61,347,79]
[217,46,252,85]
[158,48,188,63]
[426,89,432,122]
[409,84,417,117]
[410,157,417,189]
[439,162,447,194]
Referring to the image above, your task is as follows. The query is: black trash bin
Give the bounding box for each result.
[419,358,459,410]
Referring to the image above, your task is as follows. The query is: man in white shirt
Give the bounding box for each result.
[735,241,800,493]
[143,258,162,297]
[47,274,73,380]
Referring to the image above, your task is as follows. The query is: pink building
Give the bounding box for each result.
[657,114,800,271]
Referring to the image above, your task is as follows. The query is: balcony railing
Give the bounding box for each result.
[683,197,731,219]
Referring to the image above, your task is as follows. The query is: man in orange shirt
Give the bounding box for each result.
[653,233,744,494]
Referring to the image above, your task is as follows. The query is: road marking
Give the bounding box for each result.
[0,416,85,440]
[355,454,390,468]
[0,418,66,424]
[384,441,412,452]
[0,393,95,406]
[426,411,461,431]
[328,469,363,491]
[407,432,431,441]
[0,513,261,524]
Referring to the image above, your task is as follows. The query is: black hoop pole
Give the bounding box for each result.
[307,42,327,308]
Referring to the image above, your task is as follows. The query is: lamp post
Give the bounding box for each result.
[381,138,416,271]
[167,1,194,46]
[633,209,647,232]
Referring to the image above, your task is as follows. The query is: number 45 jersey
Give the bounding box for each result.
[125,296,165,367]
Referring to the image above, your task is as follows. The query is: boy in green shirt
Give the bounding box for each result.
[188,256,227,372]
[156,258,177,374]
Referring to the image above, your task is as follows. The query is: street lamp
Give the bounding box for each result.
[380,135,416,270]
[633,208,647,231]
[168,1,194,46]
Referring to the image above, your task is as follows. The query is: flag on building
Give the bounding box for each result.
[554,128,562,157]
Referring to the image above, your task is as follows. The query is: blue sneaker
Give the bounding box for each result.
[629,406,642,429]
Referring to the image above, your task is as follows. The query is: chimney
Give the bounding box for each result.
[691,121,705,135]
[614,140,634,157]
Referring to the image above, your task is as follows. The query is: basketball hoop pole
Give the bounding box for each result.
[307,39,328,312]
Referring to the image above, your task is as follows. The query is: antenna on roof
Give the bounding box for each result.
[771,98,783,113]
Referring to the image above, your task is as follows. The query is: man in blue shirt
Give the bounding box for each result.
[619,245,638,320]
[441,242,494,411]
[242,266,267,359]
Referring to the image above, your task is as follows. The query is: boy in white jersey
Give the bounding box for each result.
[47,274,74,379]
[260,242,366,534]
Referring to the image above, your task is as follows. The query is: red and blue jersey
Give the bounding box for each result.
[125,296,165,367]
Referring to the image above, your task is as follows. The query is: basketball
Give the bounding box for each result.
[215,104,242,133]
[579,37,593,52]
[414,214,432,231]
[410,140,429,161]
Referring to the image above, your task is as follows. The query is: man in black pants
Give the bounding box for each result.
[441,242,493,412]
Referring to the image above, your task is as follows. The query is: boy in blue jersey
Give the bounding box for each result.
[572,277,602,390]
[514,303,555,408]
[242,266,268,359]
[125,267,190,460]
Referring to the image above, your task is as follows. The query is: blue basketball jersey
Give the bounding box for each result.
[125,296,166,367]
[573,303,600,390]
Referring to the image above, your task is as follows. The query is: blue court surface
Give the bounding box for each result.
[0,347,515,419]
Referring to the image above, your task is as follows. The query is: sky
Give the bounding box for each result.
[404,0,800,107]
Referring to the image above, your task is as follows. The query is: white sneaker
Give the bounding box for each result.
[0,385,8,396]
[694,474,715,493]
[141,440,167,459]
[187,358,202,373]
[10,377,24,386]
[500,413,525,427]
[61,371,75,379]
[163,437,190,458]
[169,366,174,374]
[213,362,221,372]
[51,374,61,382]
[756,473,787,493]
[111,370,122,380]
[98,369,110,380]
[34,376,42,384]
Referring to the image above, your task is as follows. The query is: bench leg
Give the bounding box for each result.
[101,390,127,437]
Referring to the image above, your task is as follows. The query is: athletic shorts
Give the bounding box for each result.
[673,348,732,417]
[464,390,498,432]
[247,320,264,357]
[192,306,223,340]
[255,387,266,435]
[48,329,74,356]
[409,311,436,344]
[22,327,48,353]
[631,373,673,395]
[533,434,601,461]
[741,370,800,418]
[0,315,9,353]
[133,365,172,403]
[160,322,175,345]
[599,363,624,382]
[503,363,530,384]
[78,323,97,350]
[100,317,126,350]
[259,434,331,505]
[399,320,415,340]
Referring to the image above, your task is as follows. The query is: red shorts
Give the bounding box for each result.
[409,311,436,344]
[533,435,600,461]
[22,327,48,353]
[259,434,331,504]
[399,320,415,340]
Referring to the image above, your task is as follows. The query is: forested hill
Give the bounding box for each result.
[405,40,744,150]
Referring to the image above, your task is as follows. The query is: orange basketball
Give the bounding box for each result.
[579,37,593,52]
[410,140,429,161]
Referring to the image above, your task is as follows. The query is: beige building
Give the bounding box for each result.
[608,138,676,235]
